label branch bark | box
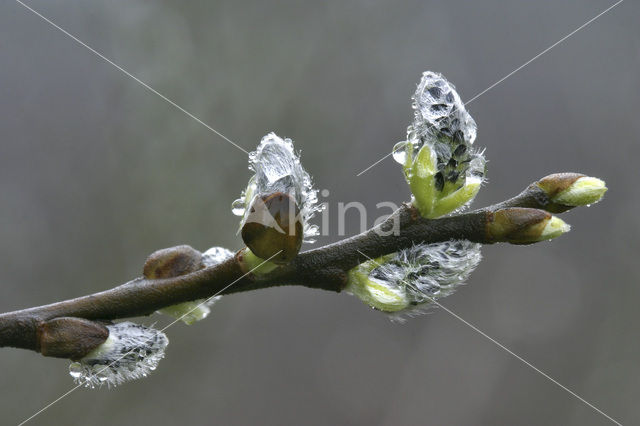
[0,173,585,356]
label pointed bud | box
[539,216,571,240]
[536,173,607,212]
[69,322,168,388]
[430,175,482,218]
[548,175,606,207]
[37,317,109,360]
[406,143,437,216]
[486,208,570,244]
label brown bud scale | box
[486,207,551,244]
[241,192,303,264]
[36,317,109,360]
[143,245,204,279]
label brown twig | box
[0,173,586,357]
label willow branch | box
[0,173,590,356]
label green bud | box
[237,247,280,276]
[429,175,482,218]
[551,176,607,206]
[346,255,410,312]
[407,143,437,217]
[539,216,571,241]
[486,208,570,244]
[535,173,607,212]
[399,142,484,219]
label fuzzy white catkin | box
[371,241,481,322]
[411,71,477,145]
[231,133,322,242]
[69,322,169,388]
[393,72,486,201]
[201,246,234,268]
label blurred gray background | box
[1,0,638,425]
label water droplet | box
[392,141,409,165]
[231,199,245,216]
[69,363,83,378]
